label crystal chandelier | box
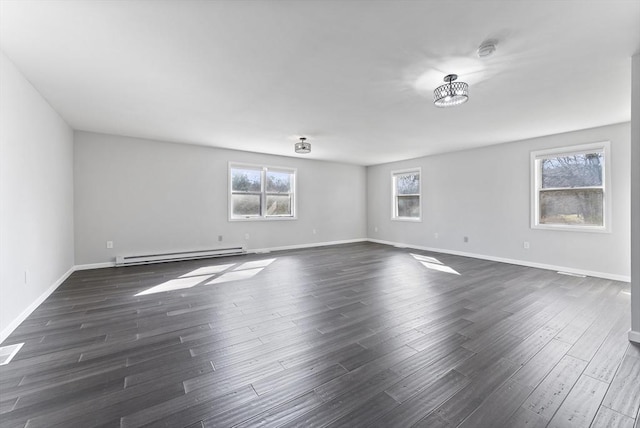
[295,137,311,154]
[433,74,469,107]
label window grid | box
[392,169,421,221]
[531,142,610,232]
[229,164,296,221]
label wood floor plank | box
[506,325,560,365]
[0,397,18,415]
[231,391,324,428]
[389,333,470,380]
[385,345,474,403]
[521,354,588,420]
[23,380,186,428]
[338,329,424,371]
[251,363,347,396]
[419,358,519,427]
[591,406,636,428]
[200,361,352,427]
[457,379,534,428]
[509,339,571,389]
[374,370,470,427]
[0,242,635,428]
[627,342,640,359]
[602,354,640,418]
[182,360,283,394]
[503,407,548,428]
[314,344,418,403]
[410,319,473,352]
[121,384,256,428]
[566,298,627,362]
[547,374,609,428]
[584,310,632,382]
[278,368,403,427]
[323,392,399,428]
[456,333,523,377]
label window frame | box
[391,167,422,222]
[530,141,611,233]
[229,162,297,221]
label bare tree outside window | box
[266,171,293,216]
[231,168,262,216]
[539,153,603,225]
[532,143,609,231]
[230,165,296,220]
[393,170,421,220]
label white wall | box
[0,52,75,341]
[367,123,631,280]
[74,131,367,265]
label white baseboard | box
[0,266,74,344]
[0,240,367,343]
[1,238,630,345]
[76,240,368,267]
[74,262,115,270]
[250,238,368,254]
[367,239,631,282]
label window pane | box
[232,194,261,216]
[397,195,420,218]
[396,173,420,195]
[539,189,603,226]
[541,153,603,188]
[266,195,291,216]
[231,168,262,192]
[266,171,292,193]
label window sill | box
[229,216,297,222]
[391,217,422,223]
[531,223,610,233]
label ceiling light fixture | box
[433,74,469,108]
[295,137,311,154]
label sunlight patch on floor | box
[410,253,460,275]
[0,343,24,365]
[233,259,276,270]
[135,259,277,295]
[179,264,235,278]
[135,276,207,296]
[206,267,265,284]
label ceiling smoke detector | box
[477,39,497,58]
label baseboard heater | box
[115,247,246,266]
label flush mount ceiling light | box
[433,74,469,108]
[294,137,311,154]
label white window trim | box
[228,162,298,222]
[530,141,611,233]
[391,167,422,222]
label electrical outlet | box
[24,270,28,284]
[463,236,469,243]
[245,233,250,240]
[218,235,223,242]
[374,226,378,232]
[434,232,439,239]
[106,241,113,249]
[312,229,317,235]
[523,241,530,249]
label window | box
[229,163,296,220]
[531,142,610,232]
[392,168,421,221]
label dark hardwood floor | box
[1,242,638,427]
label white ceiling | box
[1,0,639,166]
